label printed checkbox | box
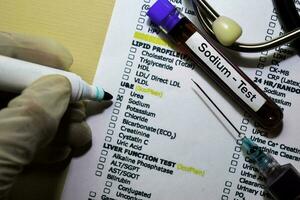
[232,153,240,159]
[271,14,277,21]
[236,139,243,145]
[221,195,228,200]
[130,47,137,53]
[97,163,104,170]
[103,188,110,194]
[111,115,118,122]
[115,102,121,108]
[225,181,232,187]
[138,17,145,24]
[89,191,96,198]
[105,181,113,187]
[255,70,263,76]
[269,21,276,28]
[238,132,245,139]
[122,74,129,80]
[95,170,102,177]
[231,160,238,167]
[136,24,143,30]
[240,125,247,132]
[124,67,131,74]
[265,35,272,41]
[128,54,135,60]
[116,94,124,102]
[107,129,114,135]
[257,63,265,69]
[108,122,116,128]
[223,188,230,194]
[113,109,120,115]
[242,118,249,125]
[126,60,133,67]
[118,88,125,94]
[101,149,108,156]
[140,10,147,17]
[234,146,241,152]
[267,28,274,35]
[259,55,267,62]
[105,136,112,142]
[99,156,106,163]
[229,167,236,173]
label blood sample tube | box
[147,0,283,129]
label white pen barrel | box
[0,55,103,101]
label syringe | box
[241,137,300,200]
[192,80,300,200]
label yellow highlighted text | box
[135,85,163,98]
[134,32,169,47]
[176,163,206,177]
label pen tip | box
[103,91,113,100]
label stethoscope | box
[192,0,300,52]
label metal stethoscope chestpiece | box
[192,0,300,52]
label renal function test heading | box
[0,55,112,102]
[147,0,283,129]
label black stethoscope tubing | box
[192,0,300,52]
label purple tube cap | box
[147,0,176,26]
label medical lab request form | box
[62,0,300,199]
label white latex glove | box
[0,32,110,199]
[0,31,73,68]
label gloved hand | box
[0,31,73,68]
[0,32,110,199]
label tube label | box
[185,32,266,112]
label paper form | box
[62,0,300,199]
